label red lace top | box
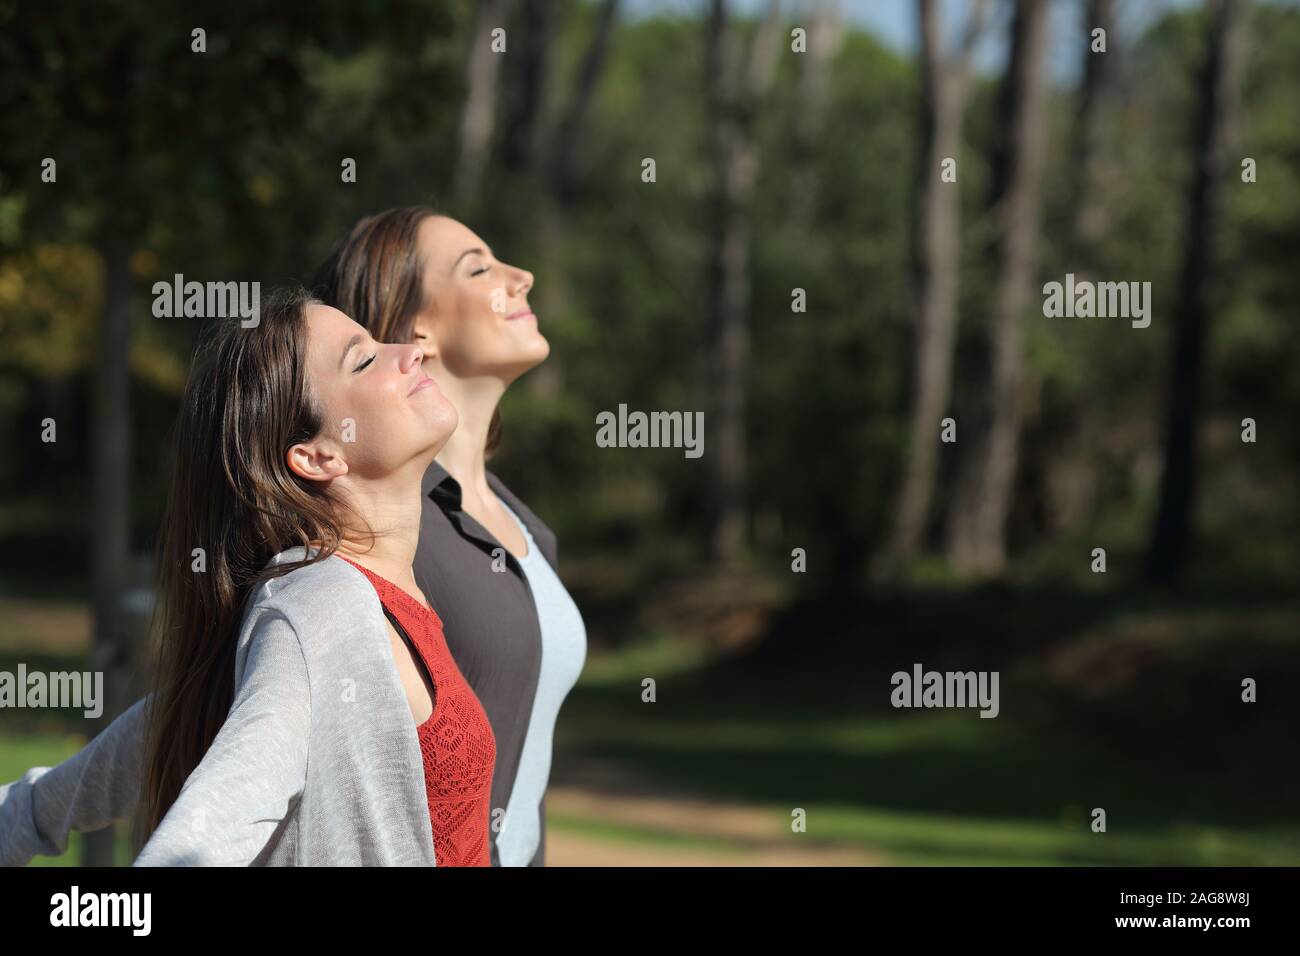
[340,557,496,866]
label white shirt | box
[494,496,588,866]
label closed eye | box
[471,264,491,277]
[354,353,376,373]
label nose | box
[399,344,422,374]
[511,266,533,299]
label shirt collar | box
[422,459,516,512]
[422,459,461,508]
[422,459,556,568]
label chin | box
[501,343,549,379]
[439,404,460,434]
[524,333,551,364]
[429,426,456,453]
[424,402,459,440]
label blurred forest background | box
[0,0,1297,865]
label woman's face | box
[413,215,549,381]
[295,303,458,481]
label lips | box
[408,375,437,396]
[505,308,535,320]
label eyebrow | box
[339,333,363,370]
[450,246,493,275]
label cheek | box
[313,387,348,440]
[438,315,489,368]
[346,391,407,463]
[339,380,398,442]
[476,283,506,318]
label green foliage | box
[0,1,1296,593]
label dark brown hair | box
[133,287,358,845]
[313,206,503,458]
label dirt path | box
[0,598,90,652]
[542,756,884,866]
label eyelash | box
[354,353,376,373]
[471,264,490,276]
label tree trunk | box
[706,0,783,562]
[498,0,556,176]
[788,0,845,228]
[454,0,515,205]
[877,0,988,580]
[546,0,621,206]
[877,0,974,578]
[1147,0,1249,584]
[84,228,132,866]
[1069,0,1114,268]
[945,0,1050,577]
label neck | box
[333,458,428,586]
[433,371,504,503]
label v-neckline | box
[338,554,443,731]
[491,494,532,561]
[337,554,442,627]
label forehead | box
[420,215,486,266]
[304,303,365,356]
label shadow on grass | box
[555,583,1300,851]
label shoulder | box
[243,547,385,636]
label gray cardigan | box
[2,548,444,866]
[2,463,565,867]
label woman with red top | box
[285,288,500,866]
[337,557,495,866]
[127,286,495,864]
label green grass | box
[549,814,749,853]
[3,590,1296,867]
[550,717,1300,864]
[548,803,1299,866]
[0,732,136,866]
[798,805,1299,866]
[550,620,1300,866]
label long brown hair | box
[312,205,503,458]
[133,287,358,846]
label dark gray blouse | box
[413,460,555,867]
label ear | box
[286,438,349,484]
[411,310,439,361]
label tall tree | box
[787,0,847,229]
[945,0,1050,577]
[545,0,621,207]
[1148,0,1250,584]
[526,0,624,410]
[1069,0,1116,269]
[876,0,989,580]
[454,0,517,205]
[705,0,786,561]
[498,0,557,176]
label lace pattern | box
[341,557,496,867]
